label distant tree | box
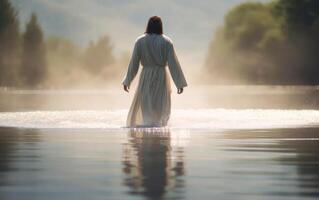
[275,0,319,84]
[206,2,284,84]
[0,0,20,86]
[46,36,81,72]
[21,13,47,87]
[205,0,319,85]
[224,2,283,51]
[276,0,319,33]
[82,35,115,75]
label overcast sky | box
[11,0,269,70]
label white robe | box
[122,34,187,127]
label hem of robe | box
[126,66,171,128]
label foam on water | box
[0,109,319,130]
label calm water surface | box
[1,86,319,199]
[0,127,319,200]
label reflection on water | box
[220,128,319,198]
[279,134,319,196]
[122,129,185,199]
[0,127,319,199]
[0,128,42,200]
[2,86,319,199]
[0,128,41,175]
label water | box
[1,86,319,199]
[0,128,319,200]
[1,109,319,129]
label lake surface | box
[0,86,319,199]
[0,127,319,200]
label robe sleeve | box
[167,42,188,89]
[122,40,141,87]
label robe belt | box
[142,64,166,68]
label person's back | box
[136,34,173,68]
[122,16,187,127]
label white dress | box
[122,33,187,127]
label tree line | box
[0,0,122,89]
[205,0,319,85]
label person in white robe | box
[122,16,187,127]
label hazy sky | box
[11,0,269,70]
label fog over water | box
[1,85,319,130]
[10,0,270,79]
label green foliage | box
[206,0,319,85]
[0,1,119,89]
[224,2,279,50]
[0,0,20,86]
[276,0,319,32]
[21,14,47,87]
[43,34,122,88]
[46,36,81,72]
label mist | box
[4,0,271,89]
[1,0,319,110]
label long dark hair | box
[145,16,163,35]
